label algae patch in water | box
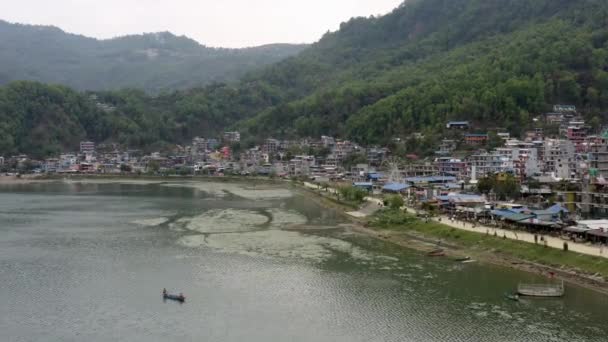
[180,209,270,233]
[179,229,376,263]
[161,181,293,200]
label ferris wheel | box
[382,157,404,184]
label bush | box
[386,195,404,210]
[372,209,416,228]
[337,186,368,203]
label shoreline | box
[294,181,608,296]
[4,174,608,295]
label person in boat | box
[179,292,185,300]
[163,288,167,296]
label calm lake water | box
[1,180,607,342]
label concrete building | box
[192,137,208,154]
[435,157,467,179]
[223,131,241,143]
[80,141,95,154]
[263,139,280,154]
[565,120,588,152]
[465,134,488,146]
[332,140,357,162]
[367,147,388,166]
[588,138,608,178]
[495,146,540,178]
[288,155,316,177]
[321,136,336,148]
[435,139,457,156]
[544,139,576,179]
[468,152,514,179]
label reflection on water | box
[0,180,607,342]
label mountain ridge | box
[0,19,308,92]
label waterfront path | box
[404,207,608,260]
[303,181,608,259]
[302,182,381,218]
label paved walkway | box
[303,181,608,259]
[405,207,608,259]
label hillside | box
[0,20,307,92]
[235,0,608,144]
[3,0,608,157]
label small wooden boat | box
[163,293,186,302]
[427,249,446,257]
[517,281,564,298]
[454,256,471,262]
[504,292,520,301]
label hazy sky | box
[3,0,403,48]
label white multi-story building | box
[543,139,576,179]
[468,152,514,179]
[289,155,316,177]
[80,141,95,154]
[588,138,608,178]
[321,136,336,148]
[223,131,241,143]
[332,140,357,162]
[495,146,540,177]
[263,139,280,154]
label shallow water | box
[1,180,607,341]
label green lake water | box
[1,180,607,341]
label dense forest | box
[0,20,306,92]
[3,0,608,157]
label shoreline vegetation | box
[4,174,608,295]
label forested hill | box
[0,20,307,92]
[3,0,608,157]
[235,0,608,144]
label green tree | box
[477,177,495,194]
[147,160,160,173]
[387,195,405,210]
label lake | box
[1,180,607,341]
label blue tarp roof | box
[547,204,569,214]
[436,194,485,203]
[383,183,410,192]
[509,207,530,214]
[353,182,373,187]
[405,176,457,184]
[368,173,383,180]
[491,209,535,222]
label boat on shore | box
[454,256,471,262]
[427,249,446,257]
[517,281,564,298]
